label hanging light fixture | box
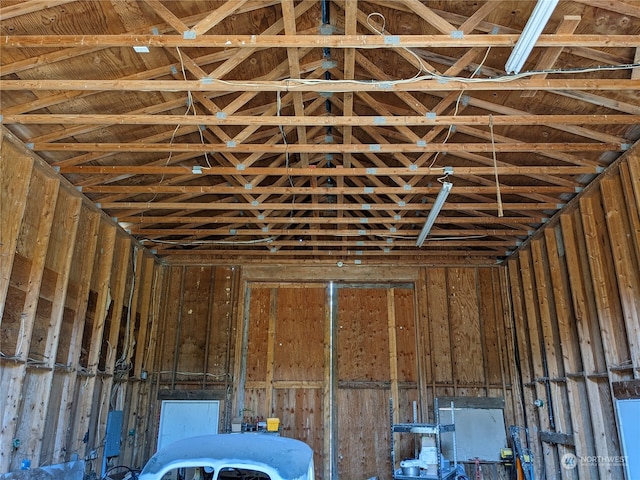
[505,0,559,74]
[416,181,453,247]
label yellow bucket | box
[267,417,280,432]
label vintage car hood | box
[138,434,314,480]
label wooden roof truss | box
[1,0,639,264]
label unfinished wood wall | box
[0,132,160,474]
[506,145,640,480]
[8,132,637,480]
[229,266,517,480]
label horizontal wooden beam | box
[2,78,638,92]
[98,201,561,211]
[148,239,517,248]
[3,34,638,48]
[130,227,529,237]
[5,114,639,127]
[82,184,577,195]
[612,379,640,399]
[115,215,547,225]
[539,430,575,446]
[63,165,602,176]
[39,142,622,155]
[157,389,226,400]
[151,247,508,257]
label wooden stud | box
[15,188,82,466]
[69,220,117,460]
[323,281,336,480]
[93,234,133,469]
[600,175,640,376]
[512,250,549,477]
[0,167,59,472]
[580,195,630,374]
[416,268,432,422]
[388,288,400,424]
[52,207,100,463]
[0,138,33,318]
[543,226,597,478]
[561,208,622,479]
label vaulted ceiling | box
[1,0,639,265]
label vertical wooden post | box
[544,226,596,478]
[531,237,568,476]
[600,175,640,377]
[69,220,117,460]
[94,235,132,471]
[560,210,613,479]
[507,257,543,477]
[0,169,59,472]
[0,140,33,318]
[15,190,82,466]
[265,288,278,416]
[53,209,101,463]
[388,288,400,424]
[127,254,156,466]
[416,267,432,422]
[323,281,336,480]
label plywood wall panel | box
[273,387,324,472]
[394,288,417,383]
[207,266,236,378]
[243,387,268,419]
[425,268,453,385]
[337,288,390,382]
[157,266,183,380]
[448,268,484,385]
[274,287,325,382]
[478,268,502,387]
[336,387,391,480]
[175,266,213,375]
[246,287,271,383]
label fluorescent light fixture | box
[505,0,558,74]
[133,46,150,53]
[416,181,453,247]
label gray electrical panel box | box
[105,410,123,457]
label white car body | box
[138,434,315,480]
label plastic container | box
[267,417,280,432]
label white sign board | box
[157,400,220,451]
[438,406,507,462]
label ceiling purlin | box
[549,90,640,115]
[122,212,546,228]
